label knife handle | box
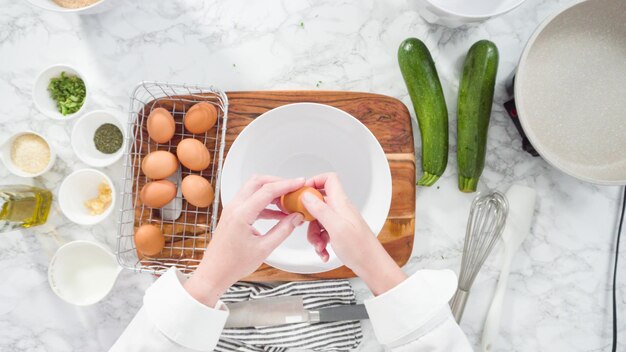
[313,304,369,322]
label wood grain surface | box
[132,90,416,281]
[225,91,416,281]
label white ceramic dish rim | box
[422,0,528,19]
[33,64,89,121]
[0,130,56,178]
[58,168,116,225]
[71,110,126,167]
[25,0,106,13]
[220,102,393,274]
[48,240,121,306]
[515,0,626,185]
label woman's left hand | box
[184,175,305,306]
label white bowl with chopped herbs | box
[72,110,126,168]
[33,64,89,120]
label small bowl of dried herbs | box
[72,110,126,167]
[33,64,88,120]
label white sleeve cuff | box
[143,267,229,351]
[364,269,458,345]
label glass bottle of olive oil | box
[0,186,52,232]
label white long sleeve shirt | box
[110,268,472,351]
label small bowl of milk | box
[48,240,122,306]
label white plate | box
[221,103,392,274]
[516,0,626,185]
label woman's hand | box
[184,175,305,306]
[302,173,407,296]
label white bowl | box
[48,240,121,306]
[24,0,118,14]
[0,131,56,178]
[58,169,115,225]
[72,110,126,167]
[221,103,392,274]
[33,64,89,121]
[415,0,528,27]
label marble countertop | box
[0,0,624,351]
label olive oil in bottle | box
[0,185,52,232]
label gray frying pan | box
[515,0,626,185]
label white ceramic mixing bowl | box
[415,0,528,27]
[221,103,392,274]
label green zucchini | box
[457,40,499,192]
[398,38,448,187]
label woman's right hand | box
[301,173,407,296]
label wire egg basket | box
[116,81,228,275]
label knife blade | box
[225,296,369,328]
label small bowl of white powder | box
[24,0,119,14]
[1,131,56,177]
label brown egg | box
[147,108,176,144]
[134,224,165,256]
[181,175,214,208]
[141,151,178,179]
[184,102,217,134]
[140,180,177,208]
[176,138,211,171]
[280,186,325,221]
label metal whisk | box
[450,191,508,322]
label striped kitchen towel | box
[216,280,363,352]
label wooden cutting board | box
[225,91,416,281]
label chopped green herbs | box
[94,123,123,154]
[48,72,86,116]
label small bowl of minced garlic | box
[1,131,56,177]
[58,169,115,225]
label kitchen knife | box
[225,296,369,328]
